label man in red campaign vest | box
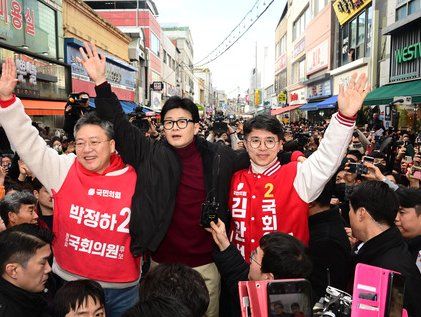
[230,73,371,262]
[0,58,140,317]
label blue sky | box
[154,0,287,97]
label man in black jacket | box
[207,219,312,317]
[0,223,52,317]
[395,187,421,273]
[77,42,249,317]
[349,181,421,317]
[308,178,352,302]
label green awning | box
[364,79,421,105]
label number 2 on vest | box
[264,183,274,198]
[117,207,131,233]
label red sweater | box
[152,141,213,267]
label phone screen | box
[267,281,311,317]
[385,273,405,317]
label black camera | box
[129,107,150,133]
[348,162,368,175]
[313,286,351,317]
[200,200,219,228]
[67,92,89,108]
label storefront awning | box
[299,102,320,111]
[89,99,155,115]
[364,80,421,105]
[21,99,66,116]
[317,95,337,109]
[271,104,301,115]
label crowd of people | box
[0,42,419,317]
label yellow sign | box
[278,91,287,103]
[333,0,372,26]
[254,89,262,106]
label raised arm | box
[76,42,152,167]
[294,73,371,202]
[0,58,73,193]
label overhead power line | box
[194,0,275,68]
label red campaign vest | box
[52,161,140,283]
[229,161,309,263]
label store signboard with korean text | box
[390,26,421,82]
[0,0,57,58]
[333,0,372,26]
[66,45,136,91]
[0,47,70,100]
[307,40,329,75]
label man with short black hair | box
[349,181,421,316]
[53,279,106,317]
[0,223,53,316]
[395,187,421,273]
[208,219,312,316]
[138,263,209,317]
[0,190,38,228]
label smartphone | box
[404,156,413,163]
[410,166,421,180]
[267,279,312,317]
[362,156,375,164]
[385,272,405,317]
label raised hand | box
[76,42,106,86]
[338,72,371,117]
[0,58,18,101]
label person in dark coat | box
[395,187,421,273]
[0,224,53,317]
[308,178,352,302]
[349,181,421,317]
[207,219,312,317]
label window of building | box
[396,0,421,21]
[163,50,167,64]
[275,34,286,58]
[313,0,328,16]
[293,6,309,41]
[339,6,373,66]
[292,59,306,83]
[150,32,160,57]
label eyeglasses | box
[75,139,109,149]
[250,249,261,266]
[162,119,194,130]
[246,137,278,149]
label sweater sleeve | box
[293,112,354,203]
[94,82,153,167]
[0,98,74,193]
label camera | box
[67,92,89,108]
[313,286,351,317]
[128,107,150,134]
[200,199,219,228]
[348,162,368,175]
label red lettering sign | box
[290,93,298,102]
[25,8,35,36]
[11,0,22,30]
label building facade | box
[162,25,195,100]
[0,0,71,126]
[63,0,136,104]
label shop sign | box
[0,48,70,100]
[66,45,136,90]
[278,91,287,103]
[307,80,331,99]
[395,41,421,64]
[275,53,287,73]
[1,0,36,36]
[333,0,372,26]
[307,40,329,74]
[293,38,305,59]
[288,87,306,106]
[151,81,164,91]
